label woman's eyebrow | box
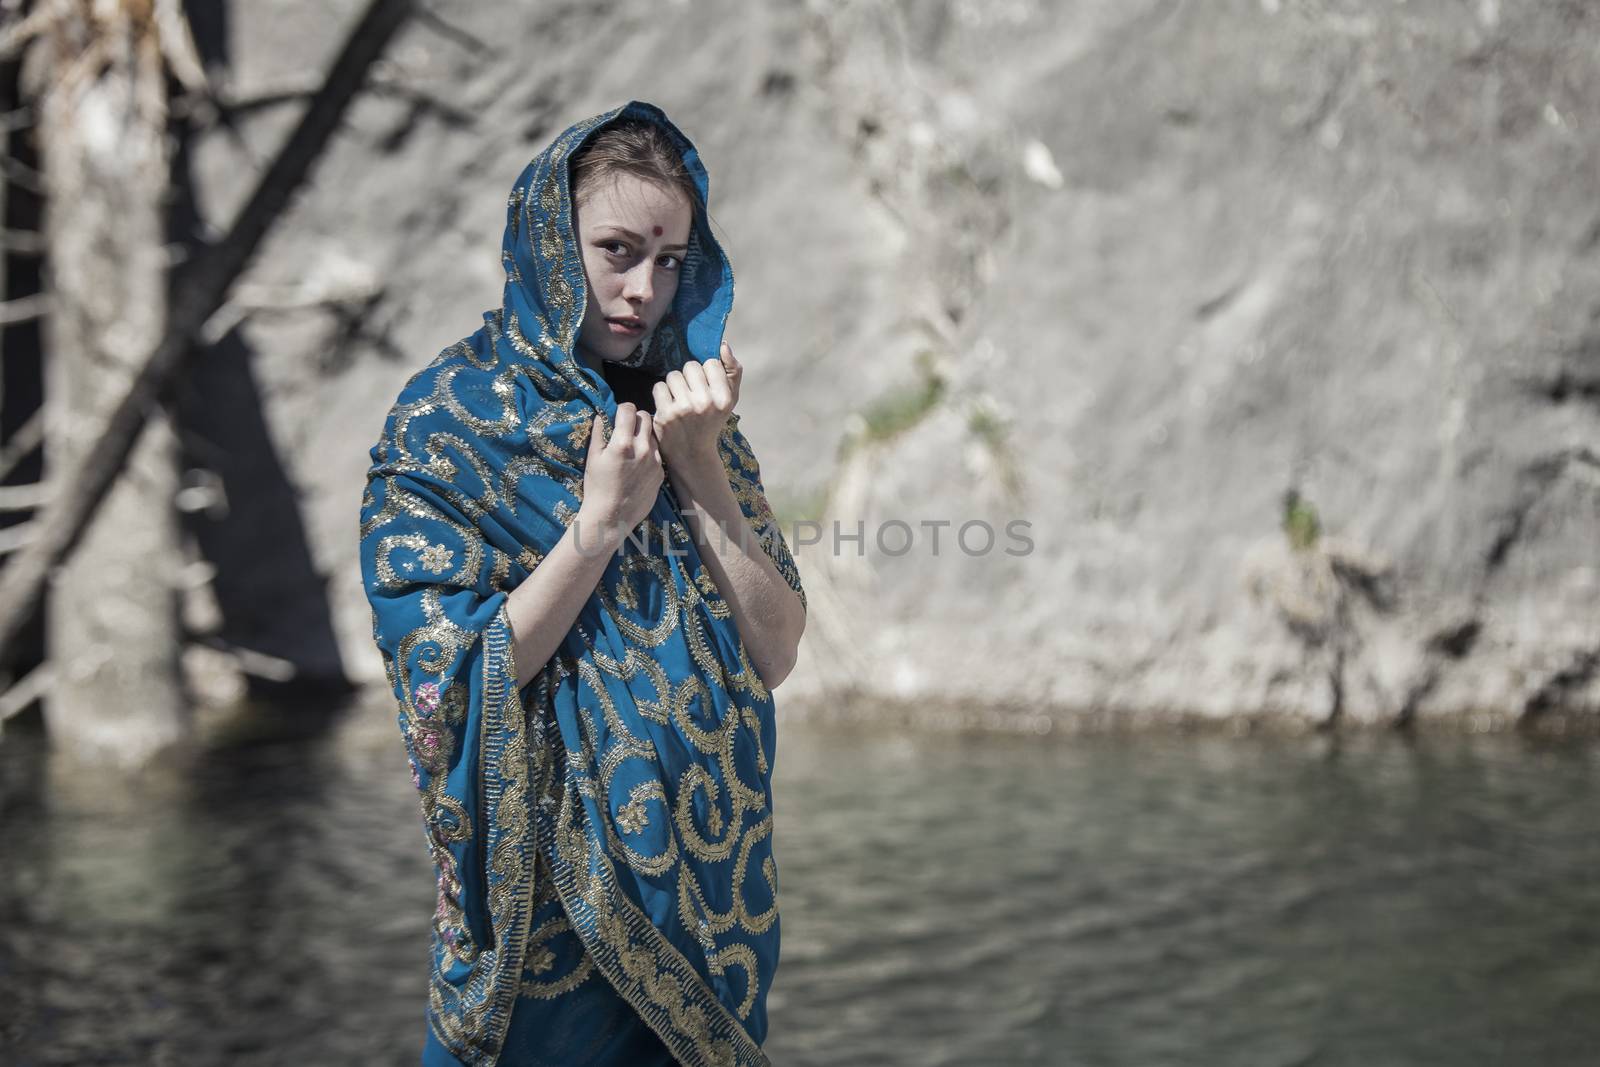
[596,224,688,252]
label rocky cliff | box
[194,0,1600,728]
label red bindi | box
[652,225,663,236]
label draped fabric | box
[357,101,806,1067]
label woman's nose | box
[622,262,654,304]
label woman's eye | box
[602,241,629,256]
[657,254,682,271]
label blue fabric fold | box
[358,101,805,1066]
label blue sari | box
[357,101,806,1066]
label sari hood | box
[358,101,804,1066]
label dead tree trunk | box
[36,6,186,765]
[0,0,413,754]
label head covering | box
[358,101,804,1067]
[497,100,735,403]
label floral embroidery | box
[436,874,468,954]
[616,798,650,835]
[438,683,467,724]
[415,680,441,717]
[436,863,463,901]
[435,882,451,922]
[420,786,477,971]
[526,945,557,975]
[420,542,454,574]
[409,719,455,774]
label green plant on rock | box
[1282,488,1321,552]
[966,397,1023,500]
[769,483,832,529]
[838,350,947,460]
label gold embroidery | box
[517,883,598,1001]
[616,797,650,835]
[693,565,721,601]
[717,413,807,614]
[569,412,593,450]
[542,778,766,1067]
[420,543,454,574]
[706,943,761,1021]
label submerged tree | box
[0,0,412,765]
[11,1,205,764]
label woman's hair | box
[569,119,700,214]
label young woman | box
[358,102,806,1066]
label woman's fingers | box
[633,408,656,455]
[603,402,660,467]
[663,370,686,404]
[701,358,733,411]
[716,342,740,408]
[648,345,742,453]
[651,381,674,417]
[612,402,636,444]
[680,361,713,413]
[658,355,735,412]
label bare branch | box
[0,661,53,722]
[0,409,43,482]
[0,152,44,194]
[0,4,59,62]
[0,519,36,556]
[0,107,35,133]
[152,0,209,96]
[0,482,50,511]
[0,292,49,325]
[0,227,43,254]
[210,81,321,121]
[192,634,297,682]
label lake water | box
[2,702,1597,1065]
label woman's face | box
[572,172,693,366]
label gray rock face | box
[206,0,1598,727]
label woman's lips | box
[607,319,644,336]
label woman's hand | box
[651,341,742,468]
[577,402,663,541]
